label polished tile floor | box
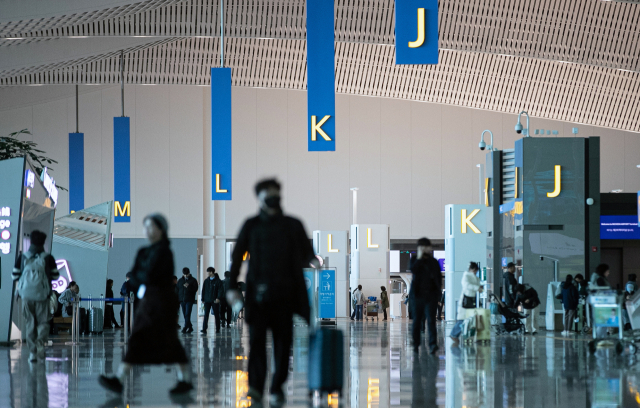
[2,315,640,407]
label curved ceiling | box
[0,0,638,132]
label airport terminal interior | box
[1,0,640,407]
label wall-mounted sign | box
[395,0,439,65]
[41,167,59,206]
[367,228,379,248]
[52,259,73,294]
[114,201,131,218]
[306,0,336,151]
[461,209,481,233]
[0,206,11,254]
[547,165,561,197]
[319,269,336,318]
[24,169,35,189]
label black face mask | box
[264,196,281,209]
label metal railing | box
[64,293,135,345]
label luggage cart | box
[587,290,635,355]
[364,299,380,321]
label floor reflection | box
[2,319,640,407]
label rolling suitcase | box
[89,307,104,335]
[308,328,344,396]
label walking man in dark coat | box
[503,262,518,308]
[177,267,198,334]
[226,179,318,407]
[201,267,222,334]
[410,237,442,355]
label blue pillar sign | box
[395,0,439,65]
[306,0,336,152]
[211,67,232,200]
[113,117,131,222]
[68,132,84,213]
[318,269,336,319]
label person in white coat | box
[450,262,482,341]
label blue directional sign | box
[395,0,439,65]
[318,269,336,318]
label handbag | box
[462,295,476,309]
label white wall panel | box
[134,85,171,231]
[380,98,412,238]
[349,96,381,225]
[318,94,350,231]
[0,106,33,140]
[0,85,636,241]
[169,86,204,237]
[599,128,626,193]
[411,102,442,238]
[441,105,473,210]
[226,87,257,237]
[255,89,288,185]
[286,90,319,233]
[32,98,69,215]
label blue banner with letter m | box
[306,0,336,152]
[114,117,131,222]
[395,0,439,65]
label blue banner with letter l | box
[114,117,130,222]
[211,67,232,200]
[318,269,336,318]
[395,0,439,65]
[306,0,336,152]
[68,132,84,213]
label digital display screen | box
[600,215,640,240]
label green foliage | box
[0,129,67,191]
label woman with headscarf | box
[99,214,193,395]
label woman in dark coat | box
[104,279,121,329]
[99,214,192,395]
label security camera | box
[515,122,523,134]
[479,141,486,150]
[540,256,544,261]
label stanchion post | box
[129,292,135,332]
[124,296,129,341]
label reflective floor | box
[2,316,640,407]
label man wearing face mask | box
[227,179,318,407]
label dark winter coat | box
[514,285,540,310]
[229,211,315,323]
[503,272,518,307]
[201,277,222,303]
[409,255,442,302]
[177,275,198,303]
[123,238,188,365]
[562,283,579,311]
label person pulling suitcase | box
[226,179,320,407]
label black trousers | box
[248,309,293,396]
[219,300,231,326]
[202,302,221,331]
[104,305,119,328]
[412,299,438,350]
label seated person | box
[59,281,81,317]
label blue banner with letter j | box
[306,0,336,152]
[395,0,439,65]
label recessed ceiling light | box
[611,189,623,193]
[636,164,640,168]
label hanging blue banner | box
[211,67,232,200]
[68,132,84,213]
[395,0,439,65]
[113,117,131,222]
[306,0,335,152]
[318,269,336,318]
